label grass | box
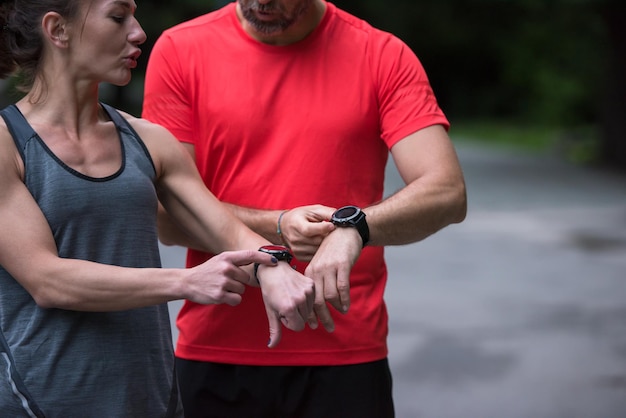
[450,120,602,164]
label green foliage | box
[451,119,565,152]
[333,0,620,166]
[491,2,608,125]
[2,0,620,166]
[452,119,602,164]
[336,0,610,126]
[1,0,613,128]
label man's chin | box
[244,13,290,35]
[251,23,287,37]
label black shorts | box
[175,357,395,418]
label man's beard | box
[240,0,311,35]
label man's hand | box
[303,227,362,332]
[279,205,336,261]
[256,262,315,348]
[183,250,278,306]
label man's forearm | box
[157,203,212,251]
[365,178,467,246]
[223,203,284,244]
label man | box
[143,0,467,416]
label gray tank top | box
[0,104,182,417]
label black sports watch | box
[254,245,294,282]
[330,205,369,247]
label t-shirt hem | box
[175,344,388,366]
[386,116,450,149]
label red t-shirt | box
[143,2,449,366]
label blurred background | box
[3,0,623,168]
[2,1,625,417]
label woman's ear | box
[41,12,69,47]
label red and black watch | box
[254,245,294,282]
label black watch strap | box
[354,216,370,247]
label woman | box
[0,0,315,416]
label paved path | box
[161,141,626,418]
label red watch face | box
[258,245,293,262]
[259,245,290,252]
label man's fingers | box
[314,299,335,333]
[292,244,320,263]
[305,221,336,237]
[323,272,343,313]
[306,283,315,316]
[336,268,351,313]
[305,205,336,221]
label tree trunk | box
[600,1,626,170]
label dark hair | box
[0,0,81,92]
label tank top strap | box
[100,102,156,174]
[101,102,142,140]
[100,102,127,129]
[0,105,37,161]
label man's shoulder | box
[162,3,234,37]
[329,4,396,44]
[330,4,380,35]
[328,4,404,53]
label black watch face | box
[334,206,359,220]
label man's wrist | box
[276,210,289,247]
[330,205,369,247]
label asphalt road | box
[160,141,626,418]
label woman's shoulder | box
[116,109,187,172]
[0,110,16,150]
[0,113,23,180]
[111,108,173,140]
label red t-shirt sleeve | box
[373,34,450,149]
[142,33,195,145]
